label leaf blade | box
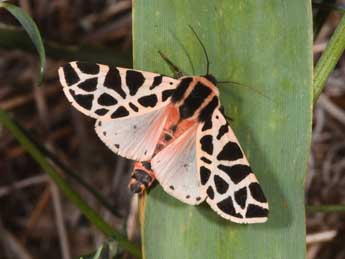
[134,1,313,259]
[0,3,46,85]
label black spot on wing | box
[217,123,229,140]
[171,77,192,103]
[76,62,100,74]
[95,108,109,116]
[62,64,79,86]
[200,166,211,185]
[179,82,212,119]
[235,187,247,209]
[214,175,229,194]
[104,67,126,99]
[200,135,213,155]
[98,93,117,106]
[70,90,93,110]
[199,96,219,122]
[162,89,175,102]
[202,119,212,131]
[249,182,267,203]
[138,94,158,107]
[114,144,120,149]
[217,197,242,218]
[126,70,145,96]
[129,102,139,112]
[111,106,129,118]
[217,164,251,184]
[200,156,212,164]
[217,141,243,161]
[150,75,163,89]
[245,204,268,218]
[77,78,98,92]
[207,186,214,199]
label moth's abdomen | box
[171,76,220,122]
[129,161,155,193]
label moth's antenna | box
[217,80,272,102]
[188,25,210,75]
[167,29,195,75]
[158,51,184,78]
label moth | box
[58,28,269,224]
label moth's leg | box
[128,161,155,193]
[158,51,184,79]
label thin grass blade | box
[0,2,45,85]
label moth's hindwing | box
[151,125,206,205]
[196,108,269,224]
[58,61,178,120]
[95,106,170,161]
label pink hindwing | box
[151,124,206,205]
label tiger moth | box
[57,29,269,224]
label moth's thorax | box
[171,76,220,122]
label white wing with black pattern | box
[196,108,269,224]
[58,61,178,120]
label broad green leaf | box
[0,2,46,85]
[133,1,312,259]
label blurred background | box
[0,0,344,258]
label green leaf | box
[0,2,46,85]
[134,1,312,259]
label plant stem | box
[0,23,131,66]
[0,109,141,259]
[307,205,345,213]
[15,123,122,218]
[314,13,345,102]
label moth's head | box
[203,74,217,85]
